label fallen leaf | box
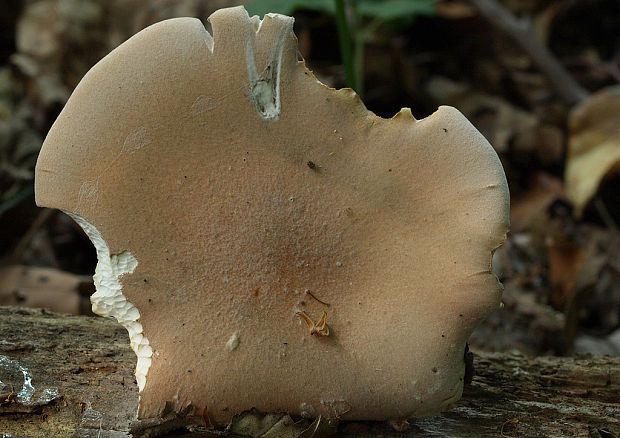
[15,1,63,59]
[435,1,476,19]
[547,241,585,312]
[510,173,564,233]
[565,85,620,216]
[0,265,90,314]
[511,124,564,166]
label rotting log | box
[0,306,618,438]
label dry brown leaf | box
[15,1,63,60]
[511,124,564,166]
[0,265,89,314]
[510,173,564,233]
[435,1,476,19]
[547,242,586,312]
[565,85,620,216]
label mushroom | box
[34,6,509,425]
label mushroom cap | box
[35,7,509,425]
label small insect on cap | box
[35,6,509,426]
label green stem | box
[334,0,357,92]
[353,27,365,98]
[353,18,381,99]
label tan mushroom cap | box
[35,6,509,425]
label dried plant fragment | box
[296,311,330,337]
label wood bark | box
[0,306,618,438]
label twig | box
[594,197,618,233]
[305,290,331,306]
[594,196,620,256]
[469,0,590,104]
[500,418,519,437]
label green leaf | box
[244,0,335,18]
[355,0,437,21]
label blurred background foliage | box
[0,0,619,357]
